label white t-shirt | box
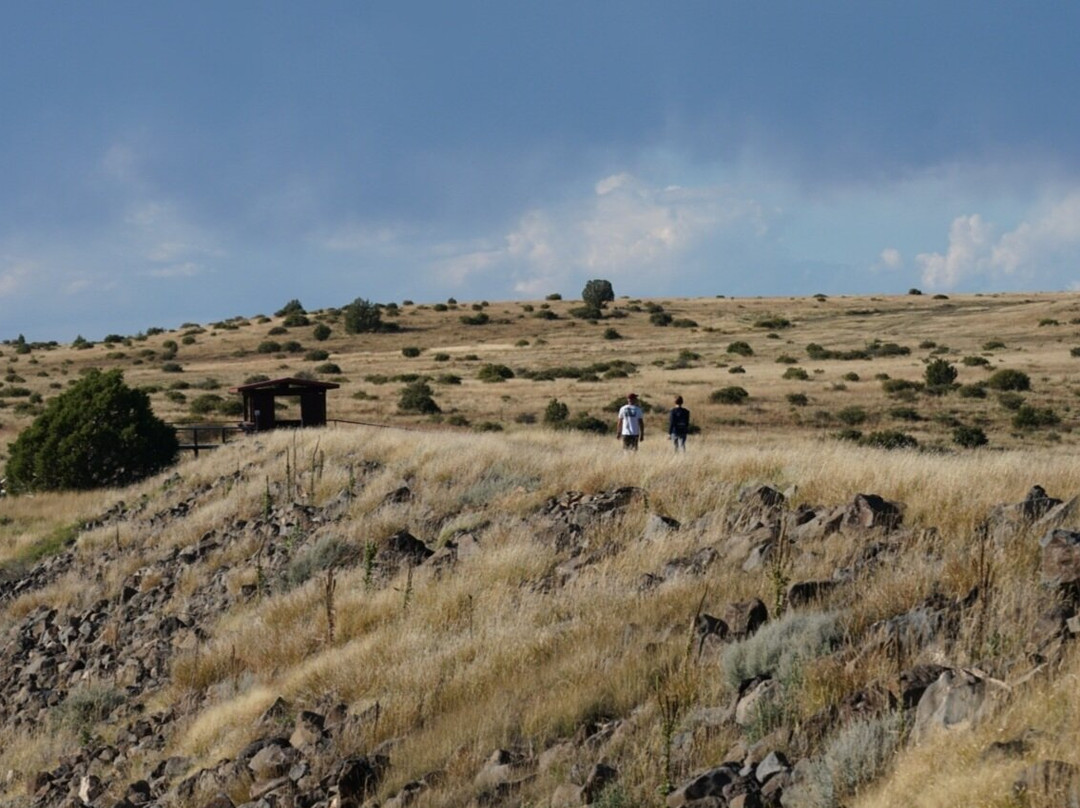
[618,403,643,436]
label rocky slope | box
[2,432,1079,808]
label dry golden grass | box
[4,292,1080,806]
[5,291,1080,465]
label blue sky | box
[3,2,1080,341]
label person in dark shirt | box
[668,396,690,451]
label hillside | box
[3,291,1080,459]
[2,293,1080,808]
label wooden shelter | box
[229,377,340,431]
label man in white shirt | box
[617,393,645,450]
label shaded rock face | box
[1041,529,1080,588]
[911,668,998,745]
[844,493,903,531]
[535,487,646,553]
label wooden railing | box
[170,423,247,456]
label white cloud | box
[316,223,405,253]
[918,192,1080,289]
[310,172,770,296]
[877,247,902,270]
[917,214,997,288]
[991,192,1080,273]
[147,262,202,279]
[0,262,30,297]
[508,173,767,291]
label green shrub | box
[754,316,792,329]
[282,312,309,327]
[953,425,988,448]
[649,311,673,326]
[881,378,923,395]
[958,384,987,399]
[53,684,126,737]
[275,299,305,317]
[672,318,698,328]
[710,386,749,405]
[923,358,957,388]
[776,354,798,364]
[842,372,860,382]
[787,393,809,406]
[566,412,609,434]
[1071,346,1080,358]
[344,297,398,333]
[889,407,922,421]
[315,363,342,375]
[790,712,904,808]
[477,364,514,383]
[399,381,440,414]
[545,292,562,301]
[860,430,918,449]
[603,328,622,340]
[1012,405,1060,429]
[962,355,990,367]
[783,367,810,381]
[286,535,353,588]
[161,362,183,373]
[313,323,332,341]
[543,398,569,425]
[433,352,451,362]
[986,368,1030,391]
[727,341,754,356]
[836,406,867,426]
[305,349,330,361]
[257,341,282,354]
[722,612,841,689]
[460,312,490,326]
[997,392,1025,410]
[5,369,178,492]
[402,346,422,358]
[189,394,224,415]
[982,340,1006,350]
[474,421,504,432]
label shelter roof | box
[228,377,341,394]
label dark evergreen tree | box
[581,279,615,310]
[5,369,178,492]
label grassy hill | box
[2,292,1080,807]
[3,290,1080,454]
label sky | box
[3,2,1080,342]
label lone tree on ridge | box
[5,369,178,493]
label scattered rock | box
[911,668,1001,744]
[844,493,903,531]
[1013,759,1080,807]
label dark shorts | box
[622,435,640,450]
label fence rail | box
[170,423,246,456]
